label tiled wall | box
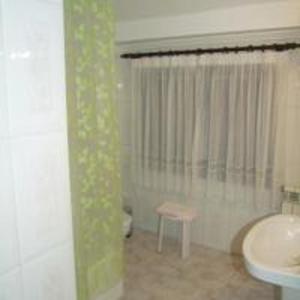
[0,0,76,299]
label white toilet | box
[123,210,132,238]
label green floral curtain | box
[64,1,123,299]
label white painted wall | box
[0,0,76,299]
[116,1,300,42]
[113,0,287,21]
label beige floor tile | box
[122,230,275,300]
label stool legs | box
[157,215,164,253]
[157,216,192,259]
[182,221,191,259]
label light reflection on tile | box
[3,0,66,136]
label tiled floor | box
[122,230,277,300]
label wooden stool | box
[156,202,197,259]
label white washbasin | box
[243,214,300,291]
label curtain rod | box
[120,43,300,59]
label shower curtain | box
[127,50,300,251]
[64,1,123,299]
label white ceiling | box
[112,0,287,21]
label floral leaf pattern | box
[64,1,123,299]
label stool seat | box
[156,202,197,221]
[156,202,198,259]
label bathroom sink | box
[243,214,300,291]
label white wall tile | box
[37,0,62,4]
[0,268,23,300]
[118,59,132,104]
[12,133,72,261]
[22,243,76,300]
[0,0,76,298]
[0,140,20,275]
[2,0,67,136]
[0,4,9,138]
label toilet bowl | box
[123,211,132,238]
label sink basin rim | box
[243,214,300,290]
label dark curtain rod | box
[121,43,300,59]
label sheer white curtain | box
[130,50,300,212]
